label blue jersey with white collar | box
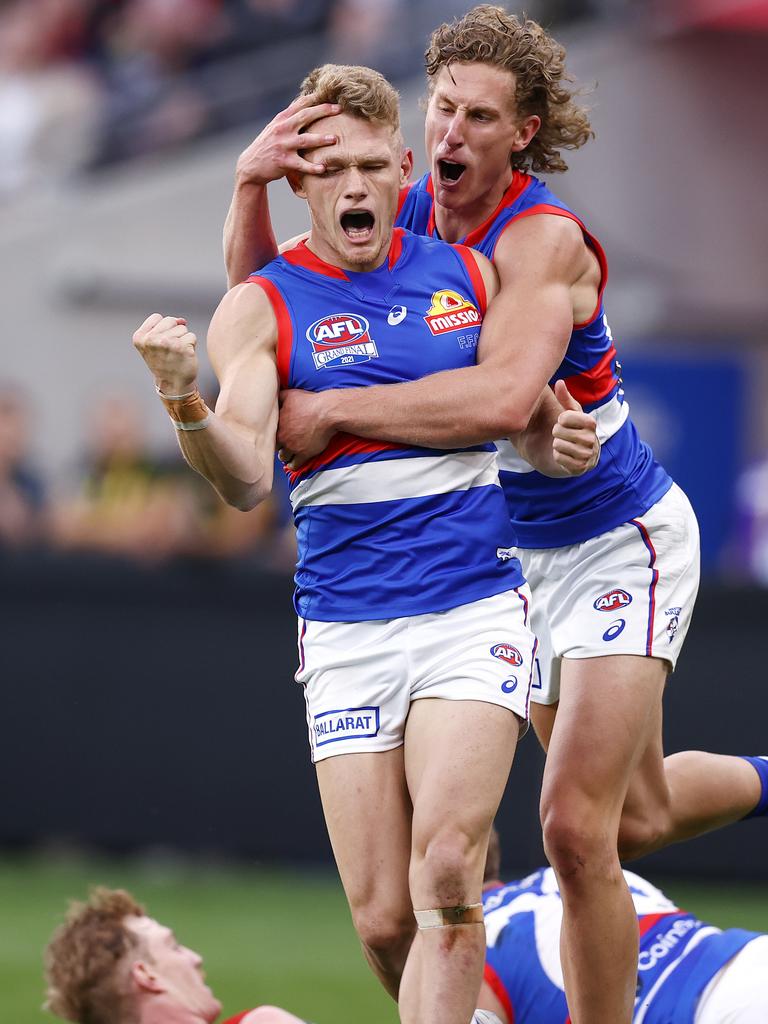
[397,173,672,549]
[250,228,524,621]
[482,867,759,1024]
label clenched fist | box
[132,314,198,396]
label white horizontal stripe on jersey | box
[290,450,501,510]
[495,394,631,475]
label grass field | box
[2,854,768,1024]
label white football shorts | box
[522,483,700,706]
[295,587,537,763]
[695,935,768,1023]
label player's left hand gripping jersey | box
[398,173,672,549]
[250,228,523,622]
[482,867,759,1024]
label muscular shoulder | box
[493,212,591,286]
[208,281,277,371]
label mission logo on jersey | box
[307,313,379,370]
[424,290,481,336]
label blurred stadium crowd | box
[0,0,611,198]
[0,381,296,566]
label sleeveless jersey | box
[397,173,672,548]
[250,228,524,622]
[482,867,759,1024]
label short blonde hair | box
[425,5,593,173]
[300,64,401,133]
[44,888,146,1024]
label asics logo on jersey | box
[387,305,407,325]
[424,289,481,336]
[306,313,379,370]
[496,547,516,561]
[490,644,523,666]
[593,589,633,612]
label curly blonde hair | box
[425,5,593,173]
[300,64,401,133]
[44,888,146,1024]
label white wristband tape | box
[173,417,210,431]
[155,385,197,400]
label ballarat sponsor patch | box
[314,705,380,746]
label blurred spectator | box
[49,394,289,565]
[0,386,47,547]
[733,457,768,585]
[94,0,228,162]
[0,0,104,198]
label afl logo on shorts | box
[490,643,523,666]
[307,313,379,370]
[593,589,633,612]
[424,290,481,336]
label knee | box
[541,792,617,883]
[351,903,415,960]
[411,824,485,905]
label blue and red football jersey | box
[482,867,759,1024]
[397,173,672,548]
[250,228,524,622]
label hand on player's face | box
[277,389,335,470]
[132,313,199,396]
[234,94,341,187]
[551,379,600,475]
[296,113,410,271]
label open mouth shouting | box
[340,209,376,243]
[437,159,467,186]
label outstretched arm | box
[132,284,279,510]
[224,95,340,287]
[277,218,591,455]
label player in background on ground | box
[132,64,598,1024]
[221,9,768,1023]
[478,828,768,1024]
[43,852,768,1024]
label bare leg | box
[398,699,520,1024]
[316,748,415,998]
[540,655,665,1024]
[531,699,764,860]
[619,739,763,858]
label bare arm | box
[132,285,279,510]
[224,95,340,287]
[277,218,590,454]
